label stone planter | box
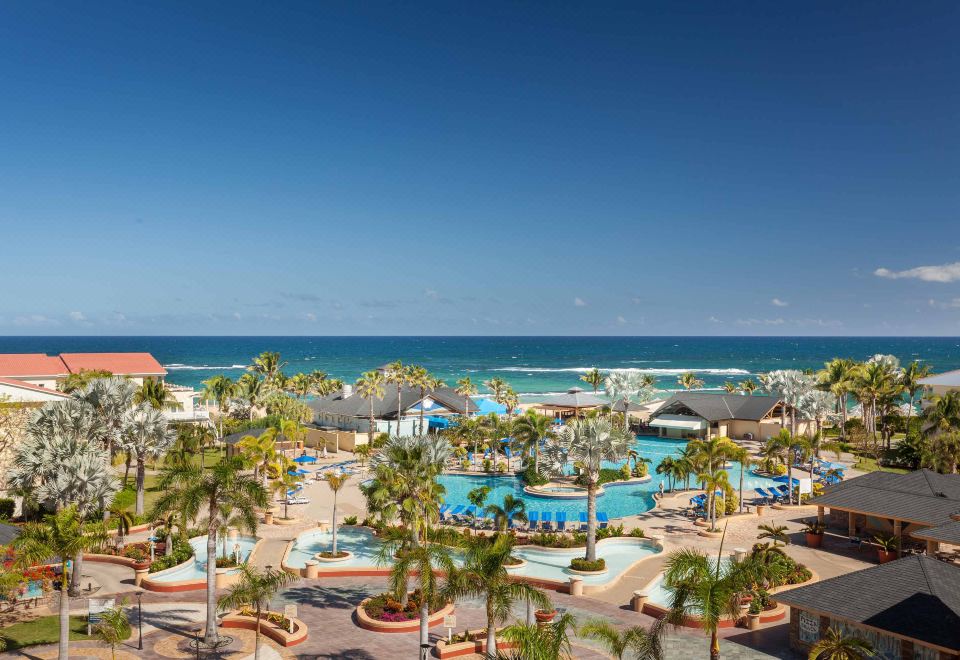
[315,550,354,563]
[805,532,824,549]
[747,612,761,630]
[436,628,513,659]
[877,548,897,564]
[273,516,301,526]
[220,610,308,647]
[756,504,767,516]
[355,597,455,634]
[504,557,528,571]
[534,609,556,624]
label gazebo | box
[532,387,606,420]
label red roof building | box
[59,353,166,377]
[0,354,70,379]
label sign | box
[284,604,298,633]
[88,598,115,635]
[797,478,812,495]
[443,615,456,629]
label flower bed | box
[569,557,606,572]
[436,627,516,659]
[355,591,454,633]
[220,609,308,647]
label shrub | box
[0,499,14,520]
[362,589,444,621]
[121,543,150,562]
[632,461,649,478]
[528,533,579,548]
[520,465,549,486]
[149,540,193,573]
[595,524,624,541]
[575,468,624,487]
[215,556,239,568]
[461,459,471,470]
[496,461,508,473]
[723,486,739,515]
[628,527,645,538]
[318,551,349,559]
[483,458,492,473]
[569,557,605,572]
[343,515,358,526]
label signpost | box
[284,604,298,633]
[443,614,456,643]
[87,598,115,635]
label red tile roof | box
[59,353,167,376]
[0,354,69,378]
[0,377,71,397]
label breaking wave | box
[489,367,750,375]
[164,363,248,371]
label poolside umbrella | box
[579,512,588,523]
[466,505,478,518]
[528,511,540,525]
[293,455,317,464]
[449,504,466,516]
[439,504,451,517]
[541,512,553,527]
[556,511,567,530]
[772,476,801,486]
[597,512,609,524]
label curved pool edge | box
[282,525,381,577]
[141,535,264,593]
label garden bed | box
[436,627,515,659]
[315,550,353,563]
[355,592,454,634]
[220,610,308,647]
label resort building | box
[776,555,960,659]
[920,369,960,400]
[530,387,607,420]
[809,469,960,557]
[307,384,476,450]
[646,392,808,440]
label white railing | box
[163,408,211,422]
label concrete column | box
[848,511,856,537]
[134,568,149,587]
[927,540,939,555]
[893,520,902,557]
[569,577,583,597]
[304,560,319,579]
[631,590,648,612]
[817,506,825,525]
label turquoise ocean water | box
[0,336,956,396]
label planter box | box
[220,611,308,647]
[436,628,515,659]
[354,598,455,634]
[805,532,823,548]
[877,549,897,564]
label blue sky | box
[1,1,957,336]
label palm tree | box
[325,472,350,555]
[270,465,299,520]
[722,381,737,394]
[92,600,131,660]
[513,410,556,473]
[580,619,662,660]
[581,368,604,394]
[546,417,631,562]
[726,444,751,513]
[384,361,411,435]
[757,523,790,547]
[468,485,491,529]
[455,377,479,416]
[121,404,175,515]
[486,494,527,531]
[606,370,654,430]
[922,391,960,445]
[152,457,267,646]
[75,377,135,504]
[738,379,758,396]
[678,372,704,390]
[356,370,387,442]
[237,431,277,488]
[209,501,254,559]
[134,379,176,410]
[408,365,430,434]
[217,565,299,660]
[59,369,113,394]
[288,373,312,400]
[923,432,960,475]
[500,611,578,659]
[248,351,287,384]
[109,506,134,548]
[818,358,857,439]
[445,534,551,658]
[236,373,264,421]
[808,626,876,659]
[14,505,109,660]
[662,543,751,660]
[656,457,677,492]
[202,374,237,435]
[697,468,730,530]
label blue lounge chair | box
[597,512,609,529]
[764,488,783,502]
[449,504,465,518]
[578,512,588,531]
[753,488,770,503]
[465,505,478,520]
[527,511,540,530]
[556,511,568,531]
[439,504,451,519]
[541,512,553,531]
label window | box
[799,611,819,643]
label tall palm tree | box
[445,534,551,658]
[92,600,130,660]
[121,404,175,515]
[738,379,758,396]
[75,377,135,496]
[217,565,298,660]
[288,373,312,400]
[455,377,478,416]
[854,359,902,444]
[324,472,350,555]
[513,410,556,473]
[757,523,790,547]
[384,361,411,435]
[485,494,527,531]
[722,381,737,394]
[408,365,430,434]
[248,351,287,384]
[606,371,653,430]
[545,417,631,561]
[678,372,704,390]
[355,370,387,442]
[14,506,108,660]
[662,543,750,660]
[808,626,876,659]
[237,431,278,488]
[697,468,730,529]
[202,374,237,434]
[799,390,838,447]
[656,457,677,492]
[134,379,176,410]
[726,444,751,514]
[152,457,267,646]
[235,373,264,421]
[818,359,856,439]
[59,369,113,394]
[500,613,578,659]
[581,368,604,394]
[580,619,663,660]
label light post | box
[136,590,143,650]
[420,643,431,660]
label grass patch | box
[0,615,98,649]
[852,456,909,474]
[114,448,226,515]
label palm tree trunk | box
[419,599,429,646]
[69,551,83,596]
[331,491,339,555]
[710,630,720,660]
[59,558,70,660]
[586,480,598,562]
[397,384,403,435]
[123,452,132,487]
[739,465,744,513]
[486,600,497,658]
[136,456,146,516]
[369,399,376,445]
[254,604,262,660]
[419,387,426,435]
[204,523,219,645]
[787,459,794,505]
[534,439,539,473]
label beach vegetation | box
[579,618,663,660]
[217,565,298,660]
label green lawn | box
[114,447,226,516]
[851,455,909,474]
[0,615,97,650]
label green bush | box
[520,465,549,486]
[0,499,15,520]
[619,464,631,481]
[343,515,358,526]
[496,461,508,473]
[569,557,605,571]
[628,527,645,538]
[148,540,193,573]
[483,458,492,473]
[574,468,625,487]
[528,533,579,548]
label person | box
[321,445,328,459]
[658,481,664,499]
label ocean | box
[0,336,957,396]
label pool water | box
[285,527,384,569]
[439,435,777,519]
[149,535,258,583]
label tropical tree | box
[109,506,134,548]
[500,611,578,660]
[455,376,479,416]
[14,506,109,660]
[121,404,174,515]
[236,373,264,421]
[581,368,604,394]
[923,432,960,475]
[726,444,751,514]
[678,372,704,390]
[486,494,527,531]
[808,626,876,659]
[513,410,556,473]
[248,351,287,384]
[605,370,654,430]
[356,370,387,441]
[288,373,312,400]
[325,472,350,555]
[59,369,114,394]
[237,431,277,488]
[757,523,790,547]
[92,599,131,660]
[384,361,411,435]
[75,377,135,493]
[202,374,237,434]
[738,379,758,396]
[799,390,839,447]
[217,565,298,660]
[545,417,631,561]
[152,457,267,646]
[697,468,730,529]
[452,415,488,471]
[818,359,857,439]
[580,619,663,660]
[467,485,491,529]
[656,457,677,492]
[922,391,960,442]
[134,379,176,410]
[445,534,551,658]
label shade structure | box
[648,414,707,431]
[579,512,588,523]
[465,505,478,517]
[439,504,450,515]
[772,475,801,485]
[293,455,317,464]
[597,512,609,523]
[527,511,539,523]
[288,469,310,477]
[556,511,567,523]
[541,512,552,523]
[449,505,465,516]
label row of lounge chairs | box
[753,485,791,504]
[438,505,609,532]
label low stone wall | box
[354,598,454,634]
[138,537,265,593]
[220,611,308,647]
[435,628,515,659]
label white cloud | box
[616,315,626,325]
[631,297,642,305]
[304,312,318,322]
[928,298,960,310]
[707,316,722,323]
[736,318,786,326]
[13,314,59,326]
[771,298,788,307]
[424,288,440,300]
[574,297,587,307]
[68,311,87,322]
[874,261,960,283]
[232,312,242,320]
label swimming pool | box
[149,535,258,583]
[285,526,384,569]
[439,435,777,519]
